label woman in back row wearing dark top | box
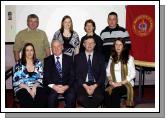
[52,15,80,57]
[79,19,103,53]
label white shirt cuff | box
[48,84,54,88]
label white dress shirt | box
[106,55,136,86]
[48,54,63,88]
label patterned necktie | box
[87,55,94,83]
[55,57,62,78]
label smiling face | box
[52,40,63,56]
[27,18,39,30]
[25,45,34,60]
[108,15,117,28]
[85,22,94,34]
[115,40,124,55]
[63,18,72,30]
[83,38,96,53]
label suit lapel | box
[80,53,88,80]
[62,54,65,77]
[92,52,96,70]
[82,52,88,71]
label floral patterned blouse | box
[13,59,43,94]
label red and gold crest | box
[132,15,154,37]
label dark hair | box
[83,35,95,43]
[21,43,36,66]
[84,19,96,33]
[60,15,73,33]
[27,14,39,22]
[108,12,118,18]
[111,38,129,64]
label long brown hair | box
[111,38,129,64]
[21,43,36,66]
[60,15,73,33]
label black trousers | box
[77,85,104,108]
[16,87,47,108]
[47,87,76,108]
[104,85,127,108]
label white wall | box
[13,5,126,43]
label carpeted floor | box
[135,103,155,108]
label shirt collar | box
[85,51,94,58]
[54,54,62,60]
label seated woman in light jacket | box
[105,38,136,108]
[13,43,47,108]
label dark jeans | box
[16,87,47,108]
[104,85,127,108]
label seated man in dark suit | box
[44,39,75,108]
[74,36,106,107]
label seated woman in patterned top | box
[13,43,47,108]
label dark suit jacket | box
[74,52,106,88]
[43,54,74,87]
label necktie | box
[87,55,94,83]
[55,57,62,81]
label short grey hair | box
[51,39,64,46]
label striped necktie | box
[55,57,62,78]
